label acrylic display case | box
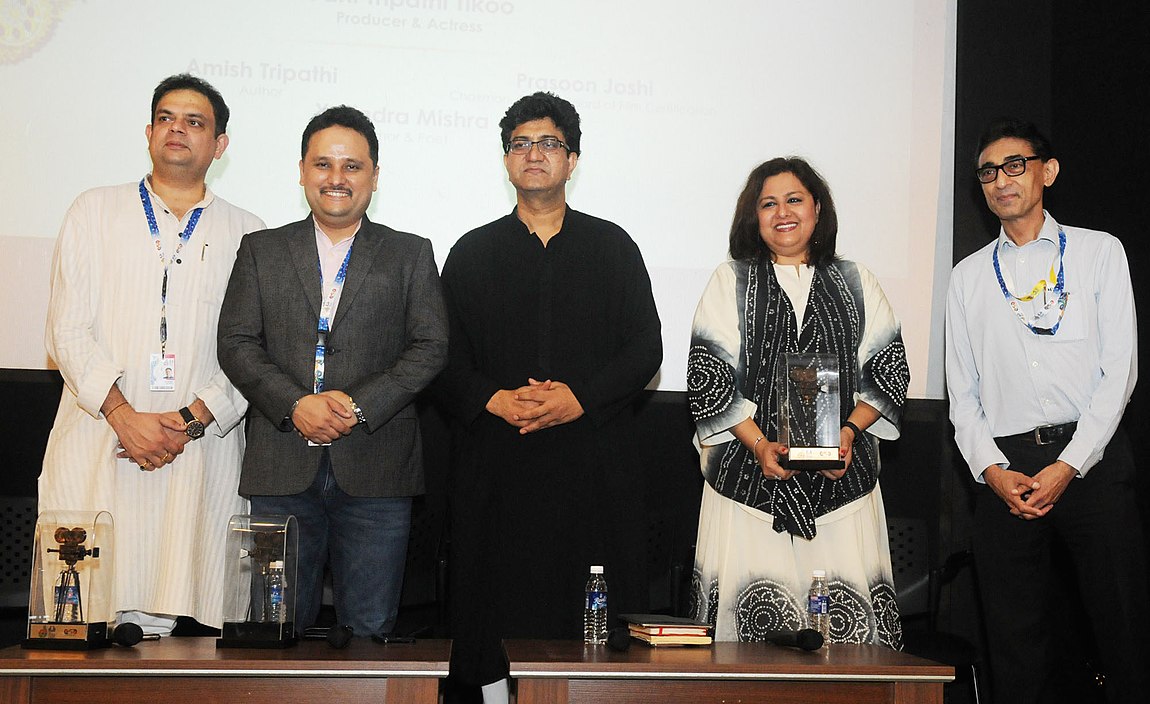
[217,514,299,648]
[23,510,114,650]
[779,352,845,471]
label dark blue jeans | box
[251,450,412,637]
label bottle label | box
[270,584,284,606]
[586,590,607,610]
[808,594,828,615]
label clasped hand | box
[292,391,357,444]
[110,408,189,471]
[487,378,584,434]
[984,460,1075,520]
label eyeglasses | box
[975,155,1042,184]
[505,137,569,155]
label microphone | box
[763,628,824,651]
[110,622,161,647]
[606,626,632,652]
[326,625,354,649]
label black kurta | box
[436,207,662,686]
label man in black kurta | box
[435,92,662,699]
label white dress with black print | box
[686,258,908,647]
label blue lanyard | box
[139,179,203,355]
[992,227,1068,336]
[313,244,354,393]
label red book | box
[620,614,712,637]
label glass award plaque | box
[217,514,299,648]
[778,353,845,471]
[23,510,114,650]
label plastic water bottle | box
[583,565,608,644]
[265,560,286,623]
[807,569,829,642]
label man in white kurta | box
[40,74,263,632]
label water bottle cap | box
[271,560,284,569]
[812,569,826,578]
[590,565,604,574]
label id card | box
[149,353,176,391]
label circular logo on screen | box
[1,0,72,65]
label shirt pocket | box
[1043,287,1087,342]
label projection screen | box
[0,0,955,398]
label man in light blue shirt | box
[946,118,1147,704]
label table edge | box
[508,669,954,682]
[0,667,449,678]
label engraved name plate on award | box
[778,353,845,471]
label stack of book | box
[620,614,713,646]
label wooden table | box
[0,637,449,704]
[507,639,953,704]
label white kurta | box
[41,178,264,628]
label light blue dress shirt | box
[945,211,1137,480]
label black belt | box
[1006,421,1077,446]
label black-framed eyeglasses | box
[975,155,1042,184]
[505,137,569,155]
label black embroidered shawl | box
[688,257,909,538]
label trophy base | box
[782,446,845,472]
[217,620,297,648]
[23,621,109,650]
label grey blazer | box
[218,216,448,498]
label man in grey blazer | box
[218,105,448,637]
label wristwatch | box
[179,406,205,439]
[347,397,367,425]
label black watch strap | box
[179,406,205,439]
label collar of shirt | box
[142,173,215,213]
[142,173,214,251]
[313,221,358,286]
[772,261,815,329]
[996,209,1059,253]
[511,205,569,242]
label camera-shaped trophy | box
[217,514,298,648]
[778,352,845,471]
[23,510,113,650]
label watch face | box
[179,407,204,439]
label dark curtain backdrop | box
[954,0,1150,529]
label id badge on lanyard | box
[139,179,203,390]
[308,243,354,445]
